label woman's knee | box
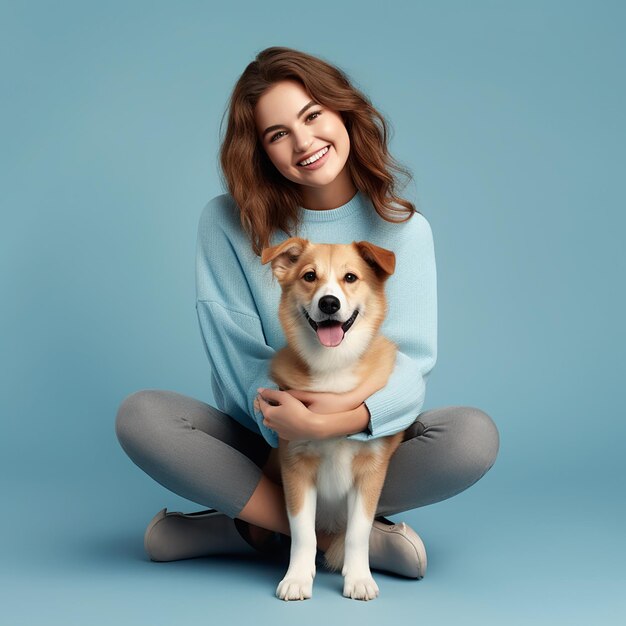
[455,407,500,476]
[115,389,164,451]
[420,405,500,477]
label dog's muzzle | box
[303,308,359,347]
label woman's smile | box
[296,145,331,170]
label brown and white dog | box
[260,237,404,601]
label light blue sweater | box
[195,190,437,448]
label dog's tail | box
[322,532,345,572]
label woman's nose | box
[292,129,314,154]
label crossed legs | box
[115,390,499,548]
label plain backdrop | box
[1,1,624,624]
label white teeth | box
[298,145,329,166]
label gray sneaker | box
[143,508,257,562]
[368,516,427,579]
[144,509,426,578]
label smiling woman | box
[219,47,417,256]
[254,80,353,206]
[115,46,499,595]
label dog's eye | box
[345,273,358,283]
[303,271,316,282]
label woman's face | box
[254,80,352,192]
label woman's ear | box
[353,241,396,280]
[261,237,309,281]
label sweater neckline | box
[298,189,368,222]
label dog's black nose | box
[318,295,341,315]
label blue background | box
[1,1,624,623]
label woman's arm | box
[346,376,387,410]
[284,376,386,415]
[316,402,372,439]
[256,388,371,440]
[346,213,438,442]
[196,196,280,447]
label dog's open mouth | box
[303,309,359,347]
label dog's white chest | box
[316,441,356,501]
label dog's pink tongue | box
[317,323,344,347]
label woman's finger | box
[257,388,285,406]
[286,391,316,410]
[258,387,280,398]
[258,396,274,413]
[285,389,307,401]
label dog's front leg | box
[276,449,319,601]
[342,487,379,600]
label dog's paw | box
[343,574,379,601]
[276,575,314,601]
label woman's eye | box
[270,131,286,143]
[269,111,321,143]
[345,273,357,283]
[303,271,316,282]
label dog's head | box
[261,238,395,357]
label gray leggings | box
[115,390,500,519]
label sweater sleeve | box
[195,196,279,447]
[346,213,438,441]
[195,300,279,447]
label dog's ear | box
[353,241,396,280]
[261,237,309,281]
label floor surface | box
[3,465,623,626]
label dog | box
[260,237,404,601]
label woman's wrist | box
[308,410,327,439]
[343,387,362,411]
[314,403,371,439]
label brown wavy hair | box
[219,46,418,257]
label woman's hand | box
[283,388,359,414]
[255,388,323,441]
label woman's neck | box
[300,168,357,211]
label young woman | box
[115,47,499,579]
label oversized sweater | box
[195,189,437,448]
